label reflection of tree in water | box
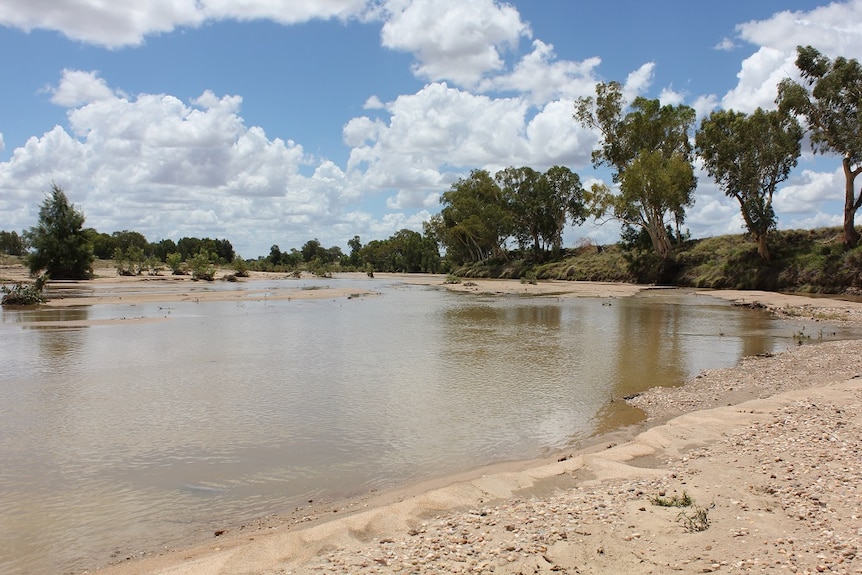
[611,299,688,401]
[22,308,91,362]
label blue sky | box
[1,0,860,258]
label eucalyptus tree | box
[696,108,802,261]
[575,82,697,259]
[495,165,586,259]
[26,184,93,279]
[777,46,862,248]
[427,169,512,265]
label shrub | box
[232,256,250,278]
[166,252,186,275]
[189,251,216,281]
[1,275,48,305]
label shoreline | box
[95,339,862,575]
[5,269,862,573]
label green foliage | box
[358,229,441,273]
[166,252,186,275]
[1,275,48,305]
[697,108,803,261]
[188,251,216,281]
[232,256,250,277]
[496,165,586,259]
[26,185,93,279]
[777,46,862,247]
[650,491,693,508]
[428,169,513,266]
[576,83,696,259]
[0,230,27,256]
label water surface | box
[1,278,858,574]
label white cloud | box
[720,46,792,112]
[477,40,601,103]
[692,94,719,121]
[363,95,385,110]
[49,69,117,107]
[0,132,4,152]
[379,0,530,87]
[714,37,738,51]
[0,73,384,255]
[736,0,862,55]
[658,87,685,106]
[0,0,371,48]
[721,1,862,113]
[344,82,595,201]
[773,168,843,214]
[622,62,655,101]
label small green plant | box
[232,256,249,278]
[650,491,693,508]
[520,271,537,285]
[677,504,710,532]
[189,251,216,281]
[443,274,462,284]
[166,252,186,275]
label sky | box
[1,0,861,259]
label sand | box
[4,267,862,574]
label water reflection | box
[1,283,861,575]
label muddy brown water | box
[2,278,859,574]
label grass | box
[454,226,862,294]
[650,491,693,508]
[650,491,711,533]
[677,505,711,533]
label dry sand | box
[5,267,862,574]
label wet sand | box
[5,267,862,574]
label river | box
[1,277,858,574]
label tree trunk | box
[755,233,771,262]
[645,223,672,260]
[843,157,861,249]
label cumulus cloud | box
[720,46,793,112]
[721,0,862,112]
[48,69,117,106]
[773,168,843,214]
[477,40,601,103]
[344,82,595,202]
[622,62,655,101]
[379,0,530,87]
[0,0,371,47]
[0,72,377,255]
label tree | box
[0,230,26,256]
[575,82,697,259]
[348,235,363,267]
[777,46,862,248]
[26,184,93,279]
[696,108,803,261]
[428,169,512,265]
[494,165,586,259]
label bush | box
[232,256,250,278]
[1,275,48,305]
[166,252,186,275]
[189,251,216,281]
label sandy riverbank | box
[5,267,862,574]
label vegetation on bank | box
[449,226,862,295]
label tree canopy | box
[25,184,94,279]
[696,108,803,261]
[777,45,862,248]
[575,83,697,259]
